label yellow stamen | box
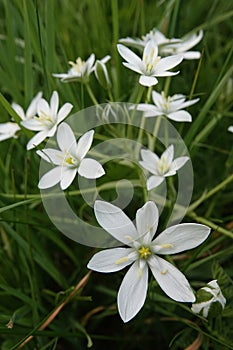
[138,246,151,259]
[115,256,129,265]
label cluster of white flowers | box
[1,25,228,324]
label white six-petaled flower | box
[117,39,183,87]
[53,54,110,84]
[0,122,20,142]
[136,90,199,122]
[191,280,226,318]
[87,201,211,322]
[21,91,73,150]
[12,91,43,121]
[119,28,203,60]
[37,122,105,190]
[140,144,189,190]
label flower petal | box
[136,201,159,239]
[12,103,25,120]
[161,144,174,166]
[38,166,62,189]
[168,110,192,122]
[26,130,49,150]
[149,256,195,302]
[140,148,159,173]
[57,102,73,123]
[87,247,134,272]
[170,156,189,172]
[76,130,94,160]
[147,175,164,190]
[155,54,183,73]
[57,122,76,153]
[36,148,64,165]
[118,261,148,322]
[60,167,77,189]
[26,92,43,119]
[139,75,158,87]
[94,200,138,245]
[78,158,105,179]
[50,91,59,119]
[37,98,50,118]
[152,223,211,254]
[117,44,142,67]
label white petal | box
[228,126,233,133]
[38,166,62,189]
[36,148,64,165]
[57,122,76,153]
[178,98,199,109]
[94,201,138,245]
[149,256,195,302]
[136,104,162,117]
[139,75,158,87]
[57,102,73,123]
[170,156,189,172]
[122,62,143,75]
[155,54,183,73]
[60,167,77,189]
[78,158,105,179]
[26,130,49,150]
[152,90,164,106]
[168,110,192,122]
[161,145,174,166]
[143,40,158,62]
[76,130,94,160]
[37,98,50,117]
[12,103,25,120]
[117,44,142,67]
[87,248,134,272]
[140,148,159,173]
[118,261,148,322]
[136,201,159,239]
[183,51,201,60]
[50,91,59,118]
[147,175,164,190]
[26,91,43,118]
[152,223,211,254]
[21,118,46,131]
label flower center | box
[138,246,151,259]
[157,156,170,175]
[64,153,79,167]
[69,58,85,75]
[36,111,53,127]
[143,48,161,74]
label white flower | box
[160,30,203,60]
[191,280,226,318]
[53,55,110,84]
[53,54,95,83]
[21,91,73,150]
[37,122,105,190]
[87,201,211,322]
[228,126,233,133]
[117,40,183,87]
[139,145,189,190]
[119,28,203,60]
[136,90,199,122]
[0,122,20,142]
[12,92,42,121]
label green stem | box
[85,83,98,105]
[188,211,233,239]
[188,172,233,212]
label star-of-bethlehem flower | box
[191,280,226,318]
[228,126,233,133]
[135,90,199,122]
[21,91,73,150]
[119,28,203,60]
[139,144,189,190]
[37,122,105,190]
[53,54,110,84]
[0,122,20,142]
[12,91,43,121]
[117,39,183,87]
[87,201,211,323]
